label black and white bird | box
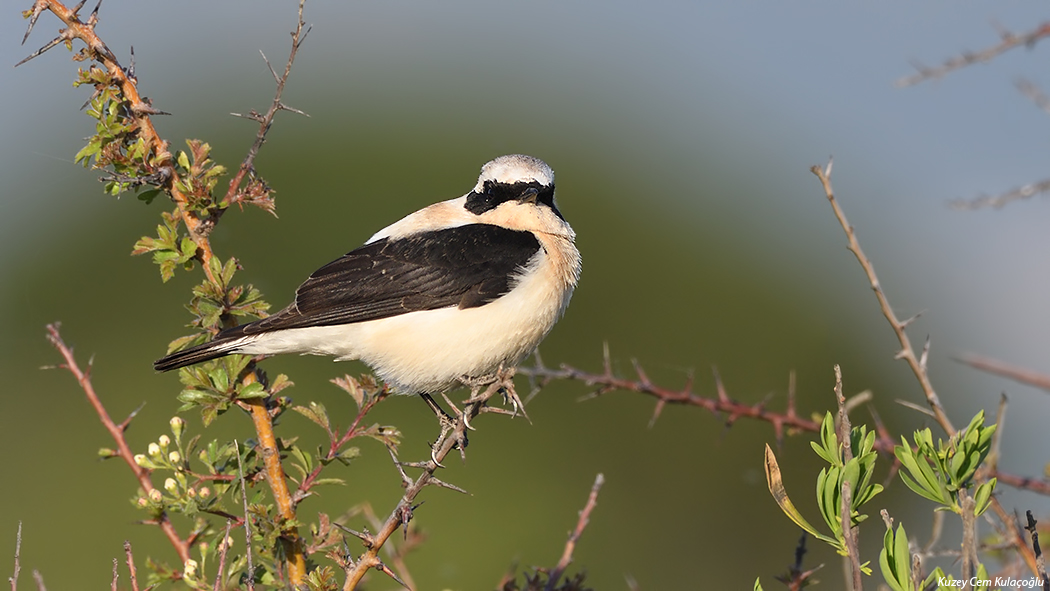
[154,154,581,402]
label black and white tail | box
[153,337,248,372]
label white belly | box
[236,241,577,394]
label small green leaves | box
[132,211,198,281]
[973,478,996,517]
[894,411,997,515]
[767,410,882,573]
[879,521,911,591]
[175,355,259,426]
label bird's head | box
[465,155,564,223]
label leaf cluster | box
[765,407,1003,591]
[766,412,883,566]
[894,411,997,517]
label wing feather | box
[219,224,541,338]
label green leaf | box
[292,402,331,433]
[238,382,268,400]
[310,478,346,487]
[879,522,911,591]
[973,479,996,517]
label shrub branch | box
[44,323,191,564]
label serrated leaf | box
[292,402,331,432]
[200,405,219,427]
[238,382,268,400]
[177,389,222,405]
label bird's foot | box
[420,392,469,466]
[461,366,529,422]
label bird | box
[154,154,581,419]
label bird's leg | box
[419,393,466,466]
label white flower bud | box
[134,454,148,467]
[168,451,181,464]
[148,489,162,502]
[158,435,170,448]
[199,487,211,499]
[183,559,198,578]
[164,478,178,493]
[169,416,185,438]
[147,443,161,457]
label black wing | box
[220,224,542,338]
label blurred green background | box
[3,2,1050,589]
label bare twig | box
[1017,78,1050,116]
[840,481,863,591]
[44,324,190,563]
[9,522,21,591]
[545,473,605,591]
[28,572,43,591]
[124,541,139,591]
[1024,511,1050,591]
[988,499,1040,576]
[774,534,823,591]
[834,367,863,591]
[950,179,1050,211]
[896,21,1050,87]
[214,520,233,591]
[235,441,256,591]
[223,0,311,210]
[960,491,977,588]
[810,161,956,436]
[956,353,1050,393]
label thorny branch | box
[897,20,1050,212]
[521,345,1050,499]
[545,473,605,591]
[949,179,1050,211]
[896,21,1050,87]
[811,161,956,436]
[814,162,1046,576]
[19,0,218,283]
[1024,511,1050,590]
[520,345,820,447]
[224,2,311,211]
[340,375,521,590]
[25,0,313,583]
[956,353,1050,393]
[44,323,191,564]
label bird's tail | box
[153,336,248,372]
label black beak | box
[519,187,539,204]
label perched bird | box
[155,154,581,408]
